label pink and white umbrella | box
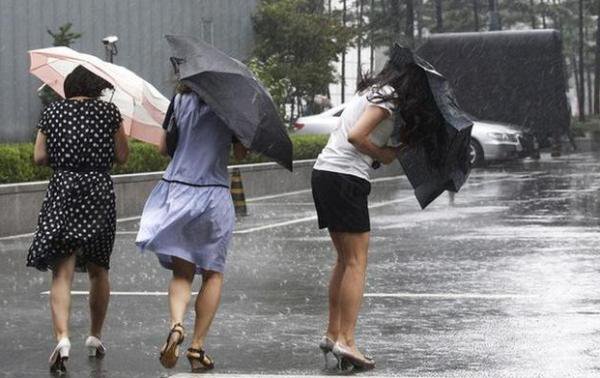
[29,46,169,145]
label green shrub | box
[111,141,170,175]
[0,134,329,184]
[233,134,328,165]
[0,146,27,183]
[571,116,600,137]
[292,134,328,160]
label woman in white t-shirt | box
[312,60,443,371]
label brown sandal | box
[186,347,215,372]
[159,323,185,368]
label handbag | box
[165,95,181,157]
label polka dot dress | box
[27,99,122,272]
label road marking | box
[40,290,198,296]
[116,231,139,236]
[233,216,318,234]
[117,215,141,223]
[364,293,538,299]
[246,188,312,202]
[170,375,423,378]
[40,290,538,300]
[0,232,34,240]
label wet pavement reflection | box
[1,153,599,377]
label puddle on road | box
[376,206,509,230]
[448,225,600,241]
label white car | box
[293,104,538,166]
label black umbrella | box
[165,35,293,171]
[390,44,473,209]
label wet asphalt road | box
[1,152,600,378]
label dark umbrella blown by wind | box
[390,45,473,209]
[165,35,293,171]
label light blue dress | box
[135,92,235,274]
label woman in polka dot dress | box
[27,66,129,373]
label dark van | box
[417,30,571,150]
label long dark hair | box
[357,61,446,167]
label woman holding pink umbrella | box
[27,66,129,373]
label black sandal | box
[159,323,185,368]
[186,347,215,372]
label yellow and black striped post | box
[230,168,247,217]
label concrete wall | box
[0,0,258,142]
[0,159,403,237]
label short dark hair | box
[64,65,114,99]
[175,81,192,94]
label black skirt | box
[27,171,116,272]
[311,169,371,233]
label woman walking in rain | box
[27,66,129,373]
[135,82,247,372]
[311,53,444,371]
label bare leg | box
[169,257,196,328]
[326,231,346,341]
[50,254,76,341]
[87,263,110,338]
[189,271,224,350]
[159,257,195,368]
[337,232,370,355]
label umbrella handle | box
[169,57,185,77]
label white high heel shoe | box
[85,336,106,357]
[318,336,335,368]
[332,342,375,371]
[49,337,70,372]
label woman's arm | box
[157,130,169,156]
[233,142,248,161]
[347,105,401,164]
[33,130,49,166]
[114,125,130,164]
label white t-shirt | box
[313,85,397,181]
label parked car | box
[293,104,539,166]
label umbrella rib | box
[31,63,72,97]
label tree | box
[247,57,292,119]
[370,0,375,71]
[435,0,444,32]
[252,0,353,121]
[530,0,537,28]
[39,23,83,107]
[473,0,480,31]
[342,0,347,102]
[595,0,600,114]
[357,0,364,80]
[488,0,501,30]
[47,23,82,47]
[406,0,415,47]
[391,0,402,45]
[578,0,585,121]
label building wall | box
[0,0,258,142]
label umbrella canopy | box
[29,46,169,145]
[165,35,293,171]
[390,44,473,209]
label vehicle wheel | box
[469,139,484,167]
